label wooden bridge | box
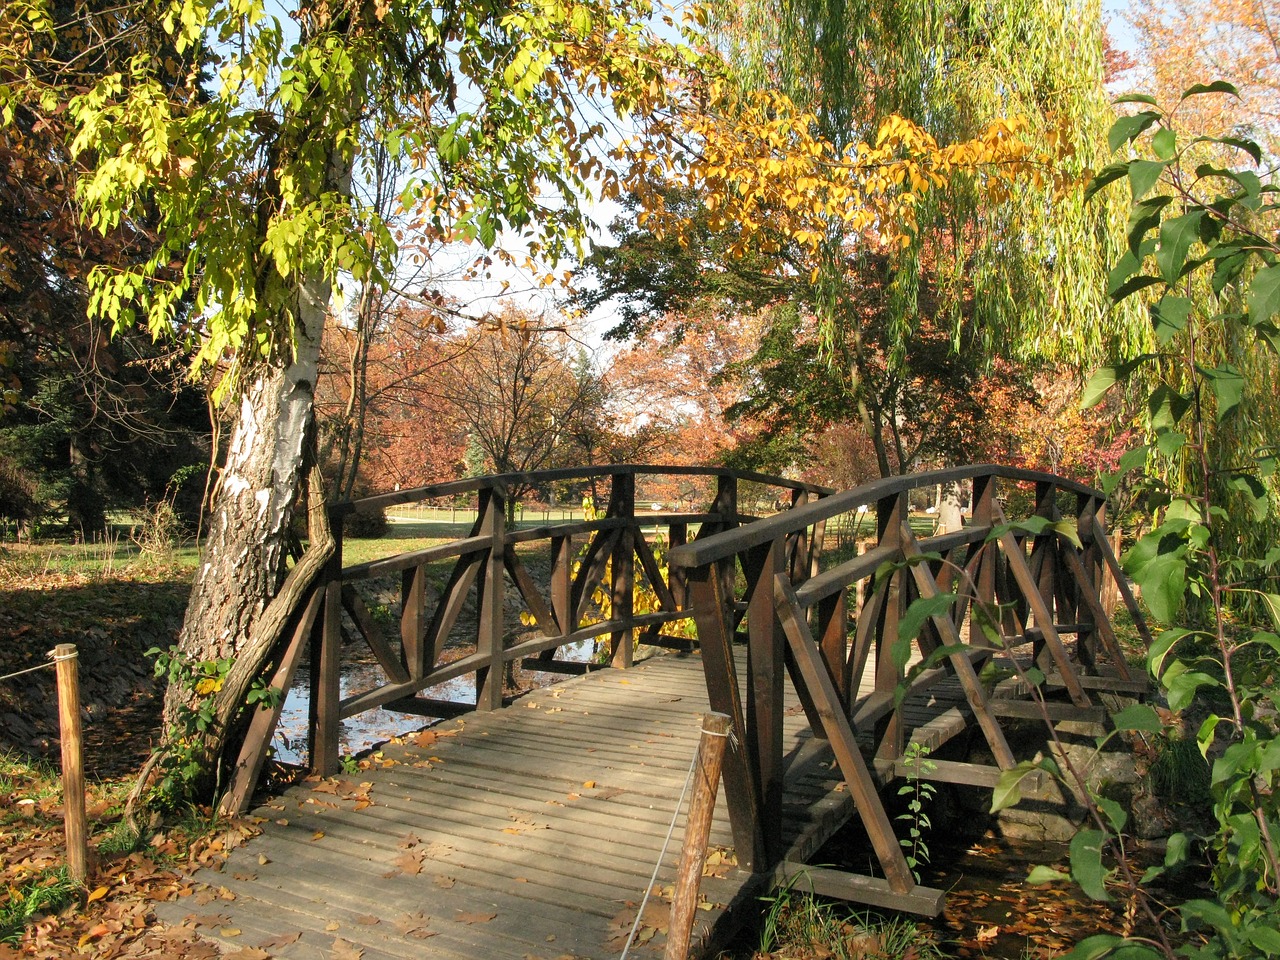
[161,464,1151,959]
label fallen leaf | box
[219,927,242,937]
[455,911,496,924]
[331,937,364,959]
[226,949,271,960]
[434,876,455,889]
[976,925,999,943]
[582,780,596,789]
[312,830,326,841]
[325,920,341,932]
[86,885,109,903]
[355,914,380,925]
[257,931,303,949]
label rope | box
[0,648,77,684]
[618,722,734,960]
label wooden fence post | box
[53,644,87,883]
[664,712,731,960]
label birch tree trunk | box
[162,276,330,729]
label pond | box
[270,638,601,764]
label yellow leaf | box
[86,885,109,903]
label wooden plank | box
[1045,672,1150,694]
[502,545,556,637]
[993,504,1092,708]
[890,758,1044,791]
[773,575,916,895]
[221,585,324,814]
[342,535,490,580]
[900,524,1016,771]
[1056,541,1134,681]
[342,585,412,684]
[774,862,945,917]
[688,565,764,871]
[747,540,786,863]
[989,698,1110,724]
[402,564,426,676]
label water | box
[270,638,601,764]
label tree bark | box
[160,144,348,790]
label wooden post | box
[312,504,344,776]
[53,644,87,883]
[664,712,731,960]
[476,485,506,710]
[610,472,636,669]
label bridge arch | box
[219,463,1150,917]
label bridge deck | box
[158,650,981,960]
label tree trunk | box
[160,201,338,789]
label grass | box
[0,867,79,945]
[757,882,943,960]
[1148,735,1212,809]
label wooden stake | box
[664,712,731,960]
[53,643,87,883]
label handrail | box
[667,464,1101,569]
[339,463,834,515]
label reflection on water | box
[271,638,600,764]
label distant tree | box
[315,300,468,500]
[1127,0,1279,154]
[434,312,602,518]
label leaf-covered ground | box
[0,556,248,958]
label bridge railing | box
[665,464,1152,905]
[303,464,830,777]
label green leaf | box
[1181,80,1239,99]
[1127,159,1165,200]
[1110,275,1163,303]
[1082,356,1154,408]
[1111,703,1164,733]
[1026,865,1069,884]
[1247,926,1280,956]
[1057,934,1124,960]
[1084,162,1130,202]
[1069,828,1112,901]
[1153,429,1185,456]
[1156,211,1204,281]
[1108,111,1161,153]
[1151,127,1176,160]
[1150,296,1191,344]
[1218,135,1263,164]
[1259,593,1280,633]
[896,594,957,661]
[1113,93,1159,106]
[1200,363,1245,421]
[1227,473,1270,522]
[1100,445,1149,495]
[1147,384,1193,431]
[1249,264,1280,323]
[1095,795,1128,832]
[991,761,1041,813]
[1166,669,1219,711]
[1124,529,1188,623]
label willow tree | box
[622,0,1146,487]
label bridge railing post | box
[971,473,998,649]
[312,503,345,777]
[1031,480,1059,672]
[874,492,907,763]
[551,533,572,637]
[713,474,738,618]
[610,471,636,668]
[746,537,786,863]
[476,483,506,710]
